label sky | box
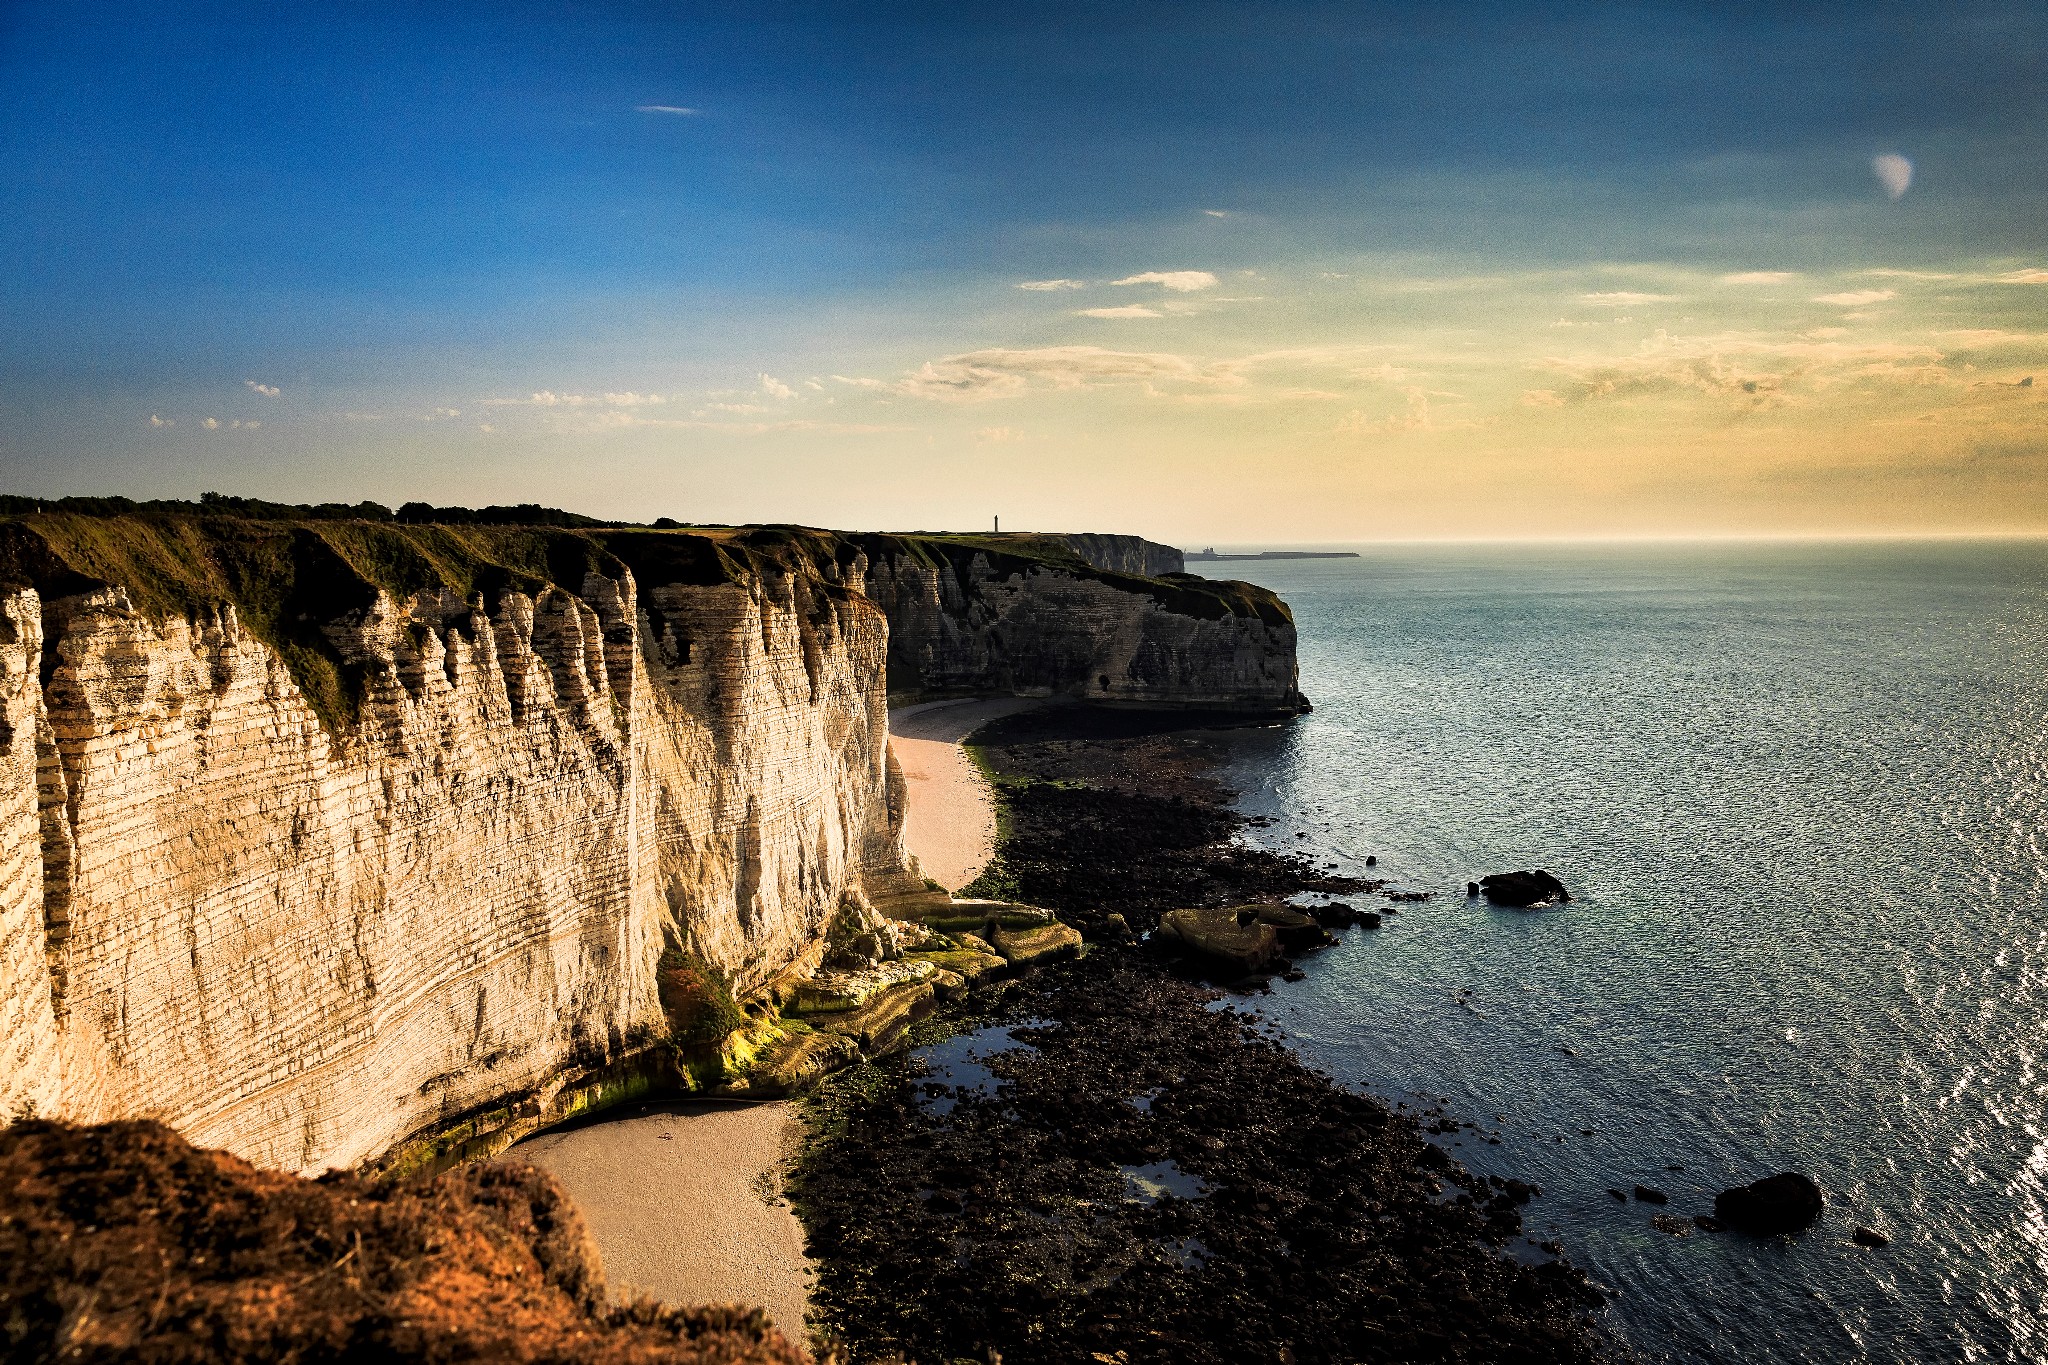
[1,1,2044,541]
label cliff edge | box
[0,511,1301,1176]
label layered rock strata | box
[0,516,1300,1175]
[1047,533,1184,579]
[855,534,1304,711]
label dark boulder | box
[1632,1185,1668,1205]
[1478,870,1570,908]
[1309,901,1357,928]
[1252,904,1335,950]
[1852,1225,1890,1247]
[1714,1172,1824,1235]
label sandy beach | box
[497,698,1031,1346]
[889,696,1040,890]
[509,1101,812,1344]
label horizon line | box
[1161,530,2048,548]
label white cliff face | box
[0,564,902,1175]
[0,520,1302,1177]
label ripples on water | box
[1211,541,2048,1364]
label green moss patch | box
[656,950,748,1048]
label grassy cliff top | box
[0,504,1289,731]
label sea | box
[1208,540,2048,1365]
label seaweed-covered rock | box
[813,979,936,1054]
[1155,906,1282,974]
[910,946,1009,986]
[990,921,1085,968]
[748,1028,861,1095]
[785,958,938,1015]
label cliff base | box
[790,714,1604,1365]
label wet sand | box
[889,697,1041,890]
[510,1101,812,1345]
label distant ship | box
[1186,547,1362,562]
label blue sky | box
[2,2,2043,536]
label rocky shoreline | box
[791,707,1607,1364]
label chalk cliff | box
[0,514,1300,1174]
[1047,533,1185,579]
[856,533,1303,712]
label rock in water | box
[1853,1225,1890,1247]
[1252,903,1336,950]
[1155,906,1282,975]
[1714,1172,1824,1235]
[1478,870,1570,908]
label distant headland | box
[1187,547,1363,562]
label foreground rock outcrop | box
[0,511,1295,1176]
[0,1118,809,1364]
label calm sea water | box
[1211,541,2048,1365]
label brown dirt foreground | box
[0,1118,814,1365]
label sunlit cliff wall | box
[0,517,1299,1174]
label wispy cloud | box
[1813,289,1896,306]
[1111,271,1218,292]
[1078,305,1163,319]
[856,346,1219,401]
[1201,209,1230,218]
[148,414,172,428]
[1720,272,1796,285]
[1336,388,1484,434]
[2000,268,2048,285]
[1017,279,1087,291]
[836,341,1427,406]
[244,380,280,396]
[1541,332,1951,406]
[588,413,906,435]
[484,390,675,408]
[635,104,697,115]
[758,373,796,399]
[1580,291,1680,306]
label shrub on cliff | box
[658,950,748,1048]
[0,1119,812,1364]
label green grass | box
[0,510,1295,735]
